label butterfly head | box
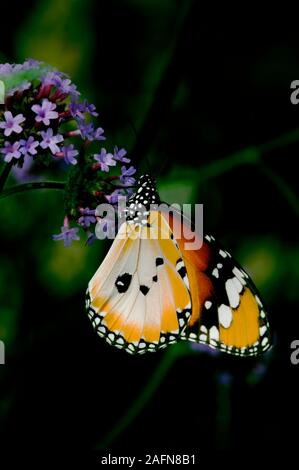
[126,174,160,223]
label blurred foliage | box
[0,0,299,461]
[16,0,94,89]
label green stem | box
[196,127,299,182]
[0,181,65,200]
[0,162,13,193]
[197,147,260,181]
[96,344,188,450]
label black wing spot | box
[152,275,158,282]
[140,285,150,296]
[115,273,132,293]
[178,266,187,278]
[156,257,164,267]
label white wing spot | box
[209,326,219,341]
[176,260,184,271]
[212,268,219,278]
[205,300,212,309]
[260,326,267,336]
[218,304,233,328]
[225,278,240,308]
[199,334,207,341]
[262,337,269,347]
[232,276,243,293]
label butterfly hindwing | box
[167,209,271,356]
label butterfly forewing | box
[86,209,192,354]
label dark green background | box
[0,0,298,464]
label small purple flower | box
[40,128,64,154]
[52,226,80,247]
[59,144,79,165]
[77,118,95,140]
[93,127,105,141]
[32,98,58,125]
[69,101,85,119]
[58,78,79,97]
[69,100,98,119]
[19,136,39,157]
[0,111,25,136]
[78,208,96,227]
[105,189,124,204]
[41,71,63,87]
[1,141,21,162]
[82,100,98,117]
[94,148,116,172]
[120,165,136,185]
[77,118,105,141]
[114,146,130,163]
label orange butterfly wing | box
[167,211,271,356]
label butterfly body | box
[86,174,271,356]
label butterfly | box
[86,174,271,356]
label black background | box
[0,1,298,466]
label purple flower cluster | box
[0,59,137,247]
